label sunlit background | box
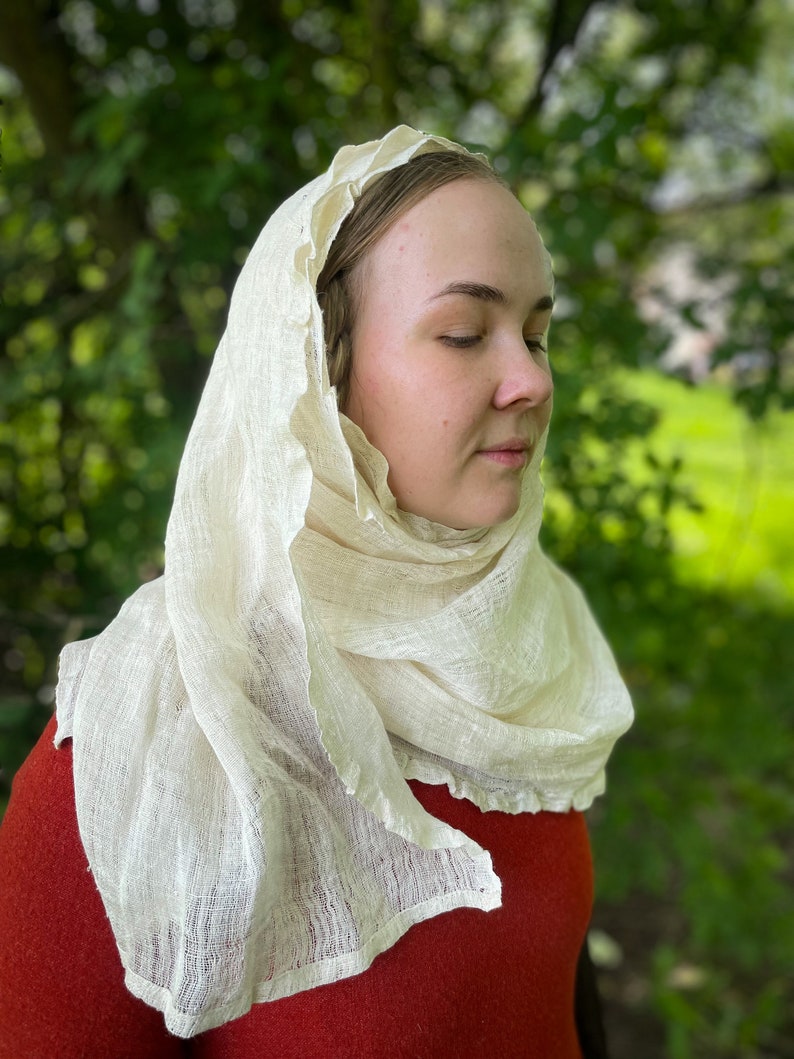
[1,2,792,1055]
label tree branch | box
[510,0,599,133]
[655,172,794,218]
[368,0,401,126]
[0,1,147,255]
[0,0,77,157]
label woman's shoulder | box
[0,716,77,881]
[3,714,68,812]
[192,785,594,1059]
[0,717,186,1059]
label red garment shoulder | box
[0,717,186,1059]
[191,783,592,1059]
[1,720,592,1059]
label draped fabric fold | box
[55,125,633,1038]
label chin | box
[398,485,523,531]
[446,498,522,531]
[480,491,524,528]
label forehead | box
[367,178,551,293]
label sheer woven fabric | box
[54,125,633,1038]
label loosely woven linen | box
[55,125,633,1037]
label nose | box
[491,335,553,411]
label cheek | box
[352,334,413,418]
[346,326,387,419]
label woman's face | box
[343,177,554,531]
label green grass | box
[619,370,794,605]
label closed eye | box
[440,334,482,349]
[524,337,547,353]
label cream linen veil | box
[55,125,633,1037]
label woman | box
[0,126,632,1057]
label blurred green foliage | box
[1,1,792,1055]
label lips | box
[478,438,531,469]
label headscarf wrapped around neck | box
[55,125,633,1037]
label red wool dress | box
[0,718,592,1059]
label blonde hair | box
[317,150,506,407]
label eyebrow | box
[430,281,554,314]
